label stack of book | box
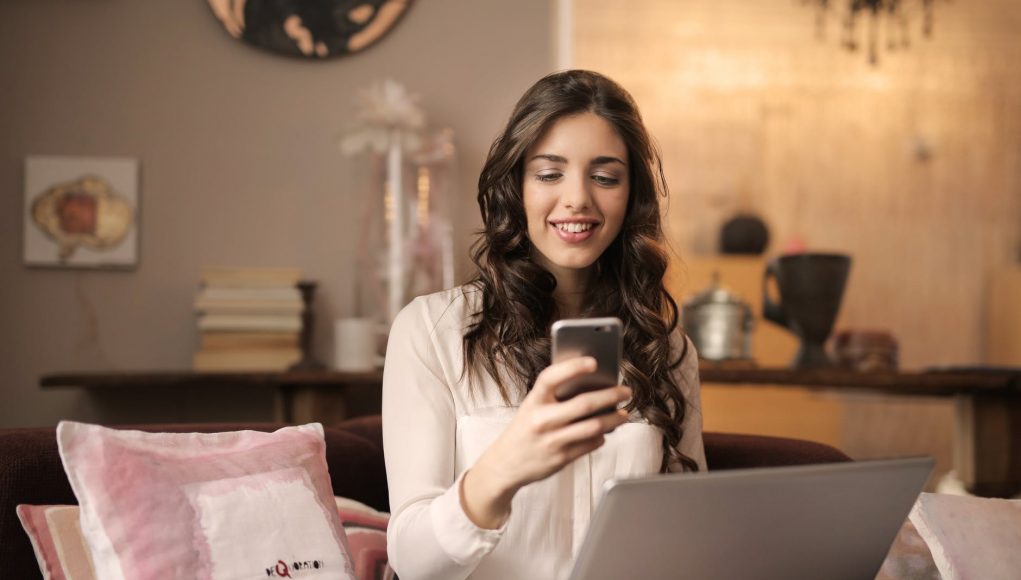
[193,267,305,371]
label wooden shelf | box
[698,366,1020,397]
[40,369,386,429]
[40,369,384,390]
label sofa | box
[0,415,850,579]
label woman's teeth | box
[555,222,594,233]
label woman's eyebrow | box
[527,154,626,166]
[590,156,626,166]
[529,153,567,163]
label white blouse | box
[382,287,706,580]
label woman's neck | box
[551,268,591,319]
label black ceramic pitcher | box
[762,253,851,368]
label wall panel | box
[574,0,1021,368]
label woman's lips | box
[551,222,598,243]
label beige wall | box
[573,0,1018,475]
[0,0,554,427]
[574,0,1021,369]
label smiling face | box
[523,112,630,286]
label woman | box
[382,70,705,580]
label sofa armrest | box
[704,431,852,471]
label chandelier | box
[808,0,945,65]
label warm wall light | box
[807,0,944,65]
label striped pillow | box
[16,504,95,580]
[333,497,394,580]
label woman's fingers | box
[564,386,631,422]
[546,408,629,450]
[559,434,607,464]
[495,358,633,488]
[530,386,632,432]
[529,357,597,402]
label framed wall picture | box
[23,156,140,269]
[207,0,414,59]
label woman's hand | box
[460,356,632,529]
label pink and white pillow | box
[56,421,355,580]
[18,499,393,580]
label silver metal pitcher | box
[682,273,754,361]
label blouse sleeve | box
[667,333,708,473]
[382,297,507,580]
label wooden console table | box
[40,369,385,425]
[699,366,1021,498]
[41,366,1020,497]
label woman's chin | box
[542,257,600,276]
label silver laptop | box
[569,457,934,580]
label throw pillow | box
[909,492,1021,580]
[333,497,393,580]
[17,497,390,580]
[57,421,355,580]
[15,504,96,580]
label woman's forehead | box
[525,112,628,162]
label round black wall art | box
[208,0,413,59]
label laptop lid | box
[569,457,934,580]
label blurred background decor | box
[805,0,947,64]
[682,272,755,363]
[207,0,414,59]
[23,156,138,269]
[763,253,852,368]
[719,212,770,255]
[332,317,379,371]
[339,79,456,335]
[290,280,326,371]
[831,329,899,372]
[193,267,304,371]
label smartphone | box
[550,317,622,402]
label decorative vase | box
[762,253,852,368]
[340,81,456,341]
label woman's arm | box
[383,298,497,580]
[384,297,633,579]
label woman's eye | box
[536,172,562,183]
[592,174,620,186]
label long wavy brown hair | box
[462,70,697,472]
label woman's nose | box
[560,174,592,210]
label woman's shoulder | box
[388,286,482,388]
[393,285,481,337]
[668,327,700,389]
[669,328,697,360]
